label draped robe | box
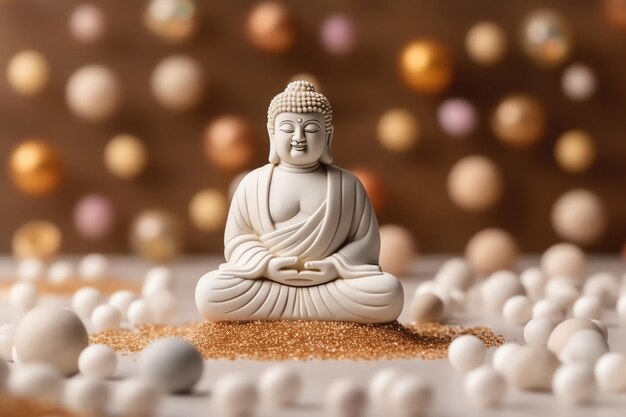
[195,163,404,323]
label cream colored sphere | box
[448,155,502,212]
[465,228,519,275]
[465,22,506,65]
[555,130,595,173]
[66,65,121,122]
[377,108,420,152]
[189,188,228,232]
[151,55,205,111]
[7,50,50,96]
[379,224,417,277]
[104,134,148,179]
[551,189,606,245]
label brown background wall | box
[0,0,625,255]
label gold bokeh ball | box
[465,22,507,66]
[203,115,256,170]
[189,188,228,232]
[521,9,573,67]
[104,134,148,179]
[399,39,453,94]
[12,220,62,260]
[465,228,519,275]
[447,155,503,212]
[6,50,50,96]
[551,189,607,245]
[9,139,63,196]
[491,94,546,148]
[377,108,420,152]
[555,130,596,173]
[130,209,184,263]
[246,1,296,54]
[144,0,197,43]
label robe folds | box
[195,163,404,323]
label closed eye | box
[279,122,295,133]
[304,123,320,133]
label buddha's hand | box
[264,256,301,281]
[218,260,267,279]
[299,259,339,282]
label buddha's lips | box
[291,143,306,151]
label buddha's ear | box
[321,125,334,164]
[267,123,280,164]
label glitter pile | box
[0,394,78,417]
[91,321,505,361]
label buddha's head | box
[267,80,334,166]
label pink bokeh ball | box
[437,98,478,138]
[69,3,106,44]
[74,194,115,240]
[320,14,355,55]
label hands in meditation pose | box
[195,81,404,323]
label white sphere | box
[69,3,106,43]
[48,260,76,284]
[78,253,109,281]
[8,363,63,403]
[481,271,525,313]
[127,299,154,325]
[151,55,205,111]
[79,344,117,379]
[325,378,366,417]
[9,281,39,311]
[72,287,105,319]
[111,378,161,417]
[541,243,587,285]
[492,343,522,377]
[533,299,565,323]
[109,290,137,319]
[507,345,560,391]
[583,272,619,307]
[594,352,626,392]
[142,265,174,298]
[545,277,580,310]
[464,366,506,408]
[258,364,302,407]
[561,329,608,365]
[139,338,204,394]
[547,318,605,355]
[502,295,533,325]
[64,376,109,416]
[91,304,122,333]
[14,306,88,375]
[434,258,473,291]
[368,367,402,410]
[551,189,606,245]
[573,296,603,320]
[618,296,626,323]
[0,329,15,361]
[147,289,177,324]
[410,293,445,324]
[552,364,595,405]
[16,258,45,282]
[520,267,547,301]
[66,65,121,122]
[524,318,556,345]
[448,335,486,373]
[386,375,432,417]
[213,373,258,416]
[562,64,596,101]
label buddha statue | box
[195,81,404,323]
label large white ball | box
[8,363,63,403]
[541,243,587,285]
[258,364,301,407]
[64,376,109,416]
[78,344,118,379]
[552,364,595,405]
[464,366,506,407]
[595,352,626,392]
[448,335,486,373]
[386,375,432,417]
[213,373,258,416]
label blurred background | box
[1,0,625,263]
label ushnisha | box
[195,81,404,323]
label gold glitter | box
[90,321,505,361]
[0,276,140,296]
[0,394,79,417]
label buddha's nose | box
[293,126,304,142]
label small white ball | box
[127,299,154,325]
[139,337,204,393]
[111,378,161,417]
[464,366,506,408]
[507,345,560,391]
[573,296,603,320]
[524,318,556,345]
[562,64,596,101]
[72,287,105,319]
[213,373,258,416]
[147,289,177,324]
[434,258,473,291]
[8,363,63,403]
[410,293,445,324]
[552,364,595,405]
[325,378,366,417]
[91,304,122,333]
[561,329,608,365]
[502,295,533,325]
[481,271,525,313]
[533,299,565,323]
[0,329,15,361]
[78,344,117,379]
[258,364,302,407]
[9,281,39,311]
[594,352,626,392]
[142,265,174,298]
[520,267,547,301]
[78,253,108,281]
[368,367,402,410]
[48,260,76,284]
[541,243,587,285]
[545,277,580,310]
[492,343,522,377]
[583,272,619,307]
[109,290,137,319]
[448,335,486,373]
[16,258,45,282]
[386,375,432,417]
[64,376,109,416]
[617,296,626,323]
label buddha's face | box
[270,112,330,166]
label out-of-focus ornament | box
[66,65,121,122]
[74,194,115,240]
[189,189,228,232]
[554,130,596,173]
[465,22,507,66]
[320,14,355,55]
[9,139,63,196]
[399,39,453,94]
[12,220,62,260]
[203,115,255,170]
[69,3,106,43]
[6,50,50,96]
[447,155,502,212]
[491,94,546,148]
[465,228,519,275]
[144,0,197,43]
[151,55,204,111]
[604,0,626,30]
[379,224,417,277]
[551,189,606,245]
[104,134,148,179]
[438,98,477,138]
[246,2,296,54]
[561,64,596,101]
[352,168,386,213]
[377,108,420,152]
[521,10,572,67]
[130,209,184,263]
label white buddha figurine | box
[195,81,404,323]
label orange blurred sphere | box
[399,39,453,94]
[605,0,626,29]
[492,94,546,148]
[12,220,62,260]
[352,168,387,213]
[203,116,256,170]
[246,2,296,54]
[9,140,63,196]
